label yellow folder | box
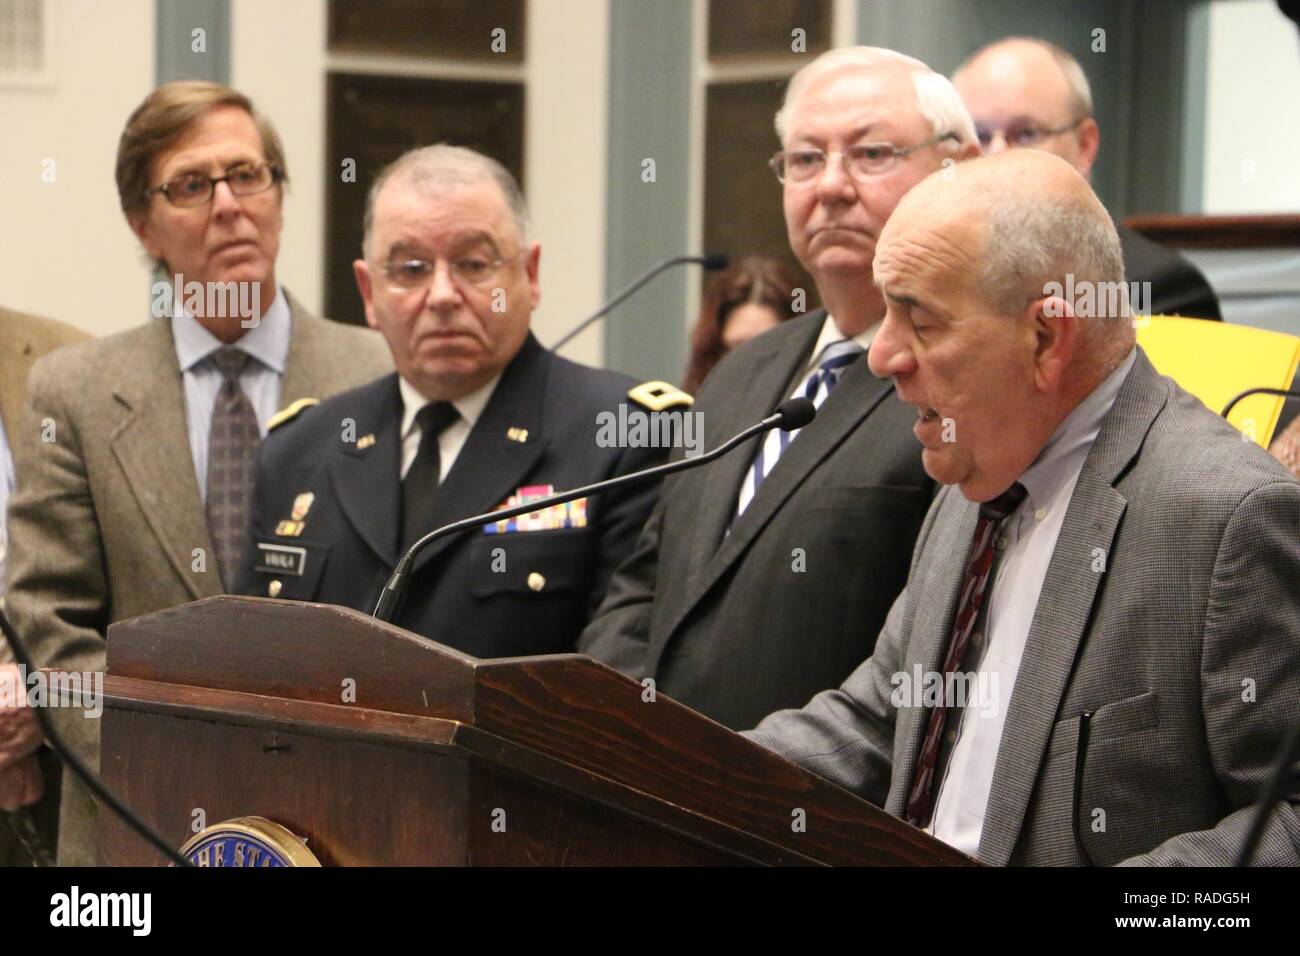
[1137,316,1300,447]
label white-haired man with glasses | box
[0,81,391,865]
[579,47,982,732]
[952,36,1222,320]
[234,144,679,662]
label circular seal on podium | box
[177,816,321,867]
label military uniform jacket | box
[235,334,671,658]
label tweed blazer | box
[3,293,391,864]
[746,349,1300,866]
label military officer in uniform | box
[235,145,684,656]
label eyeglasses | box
[769,131,960,184]
[381,251,521,293]
[144,161,282,208]
[975,118,1087,150]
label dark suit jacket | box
[578,310,935,730]
[746,350,1300,865]
[1118,222,1221,320]
[235,334,668,657]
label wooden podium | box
[98,596,973,866]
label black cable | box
[0,606,192,866]
[1233,720,1300,866]
[1220,386,1300,419]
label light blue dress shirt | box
[172,286,292,503]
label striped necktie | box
[734,338,864,518]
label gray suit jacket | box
[746,349,1300,866]
[2,293,391,864]
[579,311,934,730]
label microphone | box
[0,607,193,866]
[550,253,729,353]
[374,397,815,621]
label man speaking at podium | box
[745,150,1300,866]
[236,146,679,657]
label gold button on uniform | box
[527,572,546,592]
[268,579,283,598]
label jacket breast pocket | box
[468,528,592,599]
[249,538,330,601]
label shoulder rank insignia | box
[267,397,319,432]
[627,381,693,412]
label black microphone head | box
[776,397,815,430]
[701,253,729,271]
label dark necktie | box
[736,338,864,517]
[904,481,1027,829]
[401,402,460,552]
[205,347,260,589]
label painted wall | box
[0,0,155,336]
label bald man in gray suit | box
[746,151,1299,866]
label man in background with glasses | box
[953,36,1222,321]
[234,145,677,661]
[0,81,390,865]
[580,47,981,732]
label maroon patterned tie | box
[904,482,1027,829]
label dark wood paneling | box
[325,72,524,325]
[1125,213,1300,250]
[328,0,524,61]
[704,80,816,307]
[708,0,830,58]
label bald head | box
[868,151,1134,502]
[953,37,1099,178]
[884,150,1128,340]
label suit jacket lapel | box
[411,335,548,574]
[110,321,219,601]
[280,290,329,406]
[665,340,894,642]
[327,375,403,568]
[686,316,822,586]
[885,491,981,816]
[977,349,1169,865]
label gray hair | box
[980,194,1126,330]
[361,144,530,258]
[955,37,1094,121]
[774,46,978,151]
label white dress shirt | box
[398,373,501,481]
[172,286,292,502]
[926,347,1137,857]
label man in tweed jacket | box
[745,150,1300,866]
[0,82,390,865]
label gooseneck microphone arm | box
[373,397,815,622]
[0,607,193,866]
[549,253,729,353]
